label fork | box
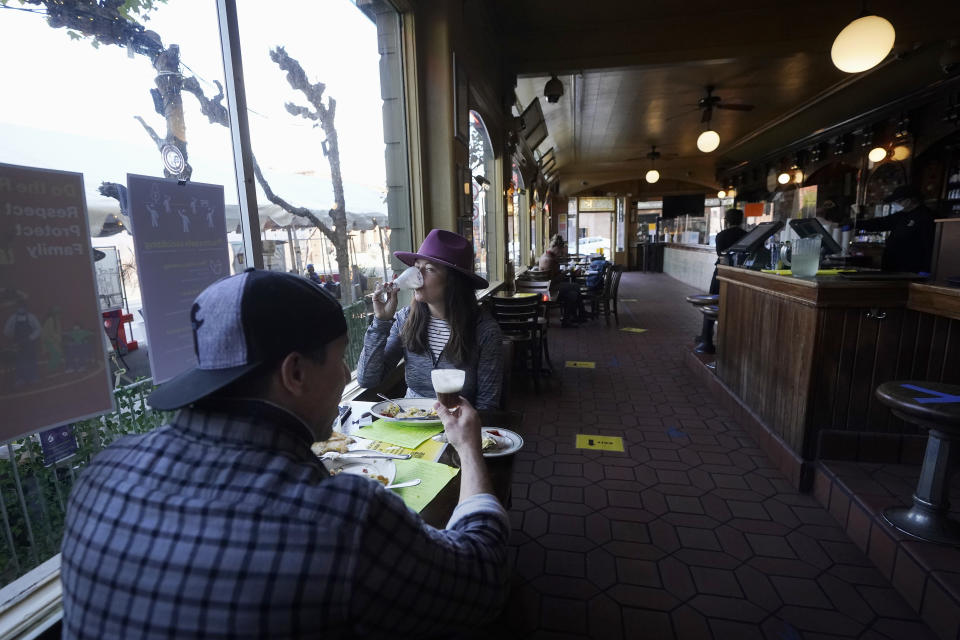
[377,393,403,414]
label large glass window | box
[469,111,494,280]
[0,0,410,589]
[508,163,522,267]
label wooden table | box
[340,401,518,528]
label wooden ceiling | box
[490,0,960,196]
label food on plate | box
[329,465,389,485]
[311,431,355,456]
[381,404,439,419]
[481,430,507,452]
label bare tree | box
[12,0,357,302]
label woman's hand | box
[436,397,482,454]
[372,282,398,320]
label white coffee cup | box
[381,266,424,302]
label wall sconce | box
[474,175,491,191]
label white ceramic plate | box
[481,428,524,457]
[371,398,442,423]
[325,454,396,486]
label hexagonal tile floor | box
[475,272,936,640]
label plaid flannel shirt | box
[60,399,510,639]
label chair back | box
[608,265,624,301]
[490,295,541,338]
[515,279,551,297]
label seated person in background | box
[60,270,509,639]
[305,262,322,284]
[539,235,585,327]
[710,208,747,294]
[856,185,936,273]
[357,229,503,410]
[584,254,609,291]
[538,234,566,277]
[322,276,341,299]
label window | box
[0,0,411,590]
[509,163,522,267]
[469,111,494,279]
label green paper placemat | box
[392,458,459,512]
[361,419,444,449]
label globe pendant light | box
[645,145,662,183]
[717,190,726,199]
[777,172,791,185]
[697,130,720,153]
[831,14,895,73]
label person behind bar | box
[357,229,503,409]
[60,270,509,639]
[856,185,936,273]
[710,208,748,294]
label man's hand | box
[436,398,493,501]
[372,282,399,320]
[436,398,481,454]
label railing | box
[0,380,169,587]
[0,299,373,591]
[343,298,372,370]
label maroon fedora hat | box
[394,229,488,289]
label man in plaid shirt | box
[60,269,510,638]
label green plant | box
[0,380,169,586]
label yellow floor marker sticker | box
[621,327,647,334]
[576,434,625,452]
[566,361,596,369]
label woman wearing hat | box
[356,229,503,410]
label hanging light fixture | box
[778,172,791,185]
[727,187,737,199]
[645,145,662,183]
[697,130,720,153]
[831,8,896,73]
[717,190,726,199]
[868,146,888,162]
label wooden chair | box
[599,265,624,325]
[514,281,555,370]
[490,295,543,393]
[580,264,612,319]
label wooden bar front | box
[715,266,960,475]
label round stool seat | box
[875,380,960,546]
[686,294,718,306]
[699,305,719,319]
[876,381,960,431]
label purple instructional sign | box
[38,424,79,467]
[126,175,228,383]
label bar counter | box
[714,266,960,487]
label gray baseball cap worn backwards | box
[148,269,347,411]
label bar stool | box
[696,305,719,354]
[875,381,960,545]
[686,294,718,347]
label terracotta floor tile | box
[490,273,932,638]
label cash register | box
[724,221,784,270]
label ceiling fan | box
[696,85,755,122]
[667,85,756,122]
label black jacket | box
[857,205,936,273]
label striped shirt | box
[427,316,450,362]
